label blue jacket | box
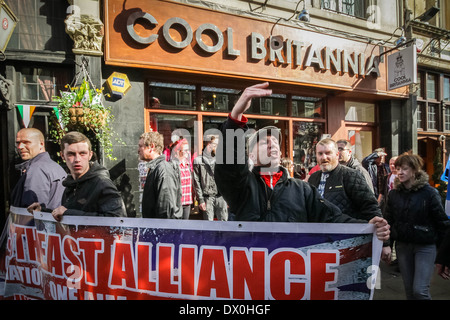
[11,152,67,209]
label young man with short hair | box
[139,131,182,219]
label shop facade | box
[103,0,410,215]
[404,3,450,182]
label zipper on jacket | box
[258,176,272,211]
[260,176,281,211]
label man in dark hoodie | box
[28,131,126,220]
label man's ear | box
[39,140,45,151]
[89,151,94,160]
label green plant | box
[50,78,120,161]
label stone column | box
[65,0,103,88]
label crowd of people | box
[10,82,450,300]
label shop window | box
[293,122,325,176]
[416,71,423,98]
[203,116,227,135]
[5,0,70,51]
[292,97,323,118]
[320,0,370,19]
[201,86,240,112]
[202,116,227,154]
[426,73,437,100]
[148,113,197,159]
[427,103,438,130]
[344,101,375,122]
[17,66,72,102]
[348,130,372,162]
[417,102,425,130]
[245,95,287,116]
[444,77,450,101]
[444,107,450,131]
[150,82,196,110]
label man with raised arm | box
[214,82,390,242]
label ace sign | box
[388,44,417,90]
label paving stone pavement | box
[373,261,450,300]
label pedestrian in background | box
[193,135,228,221]
[336,139,373,193]
[309,138,382,222]
[172,138,193,219]
[280,157,294,177]
[363,148,390,203]
[12,128,66,210]
[387,156,398,191]
[384,153,450,299]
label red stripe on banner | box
[338,242,372,265]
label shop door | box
[347,129,373,162]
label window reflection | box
[293,122,325,179]
[150,82,196,110]
[149,113,197,160]
[292,96,323,118]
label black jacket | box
[214,117,364,223]
[385,171,449,244]
[308,165,382,221]
[142,155,182,219]
[362,152,389,198]
[62,162,126,217]
[345,156,374,194]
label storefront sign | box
[0,1,17,52]
[105,0,405,95]
[1,207,382,300]
[387,44,417,90]
[125,14,379,78]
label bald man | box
[10,128,67,210]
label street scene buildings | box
[0,0,449,300]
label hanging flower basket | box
[68,104,107,128]
[51,77,118,161]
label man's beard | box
[319,161,334,172]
